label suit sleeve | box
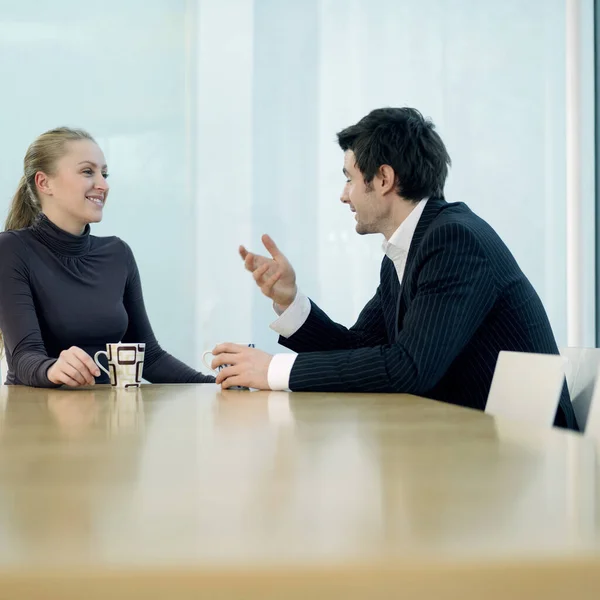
[0,234,58,387]
[278,262,391,353]
[121,242,215,383]
[288,223,498,394]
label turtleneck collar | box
[30,213,91,257]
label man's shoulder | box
[430,201,485,227]
[424,201,502,247]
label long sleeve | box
[269,290,312,338]
[121,242,214,384]
[0,233,58,387]
[288,224,498,395]
[267,353,297,390]
[278,282,389,354]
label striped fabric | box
[280,197,578,431]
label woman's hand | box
[47,346,100,387]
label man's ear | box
[377,164,396,195]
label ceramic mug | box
[202,343,255,390]
[94,342,145,389]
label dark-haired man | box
[211,107,578,430]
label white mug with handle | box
[94,342,145,389]
[203,343,255,390]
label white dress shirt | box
[267,199,429,391]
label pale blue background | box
[0,0,595,374]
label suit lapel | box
[404,196,448,274]
[395,197,448,328]
[387,256,401,342]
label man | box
[211,107,578,430]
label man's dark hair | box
[336,107,451,201]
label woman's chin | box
[85,209,104,224]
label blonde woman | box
[0,127,214,387]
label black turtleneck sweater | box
[0,214,215,387]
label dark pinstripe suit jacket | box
[279,197,578,431]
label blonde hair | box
[1,127,96,357]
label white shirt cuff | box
[270,290,311,338]
[267,353,297,391]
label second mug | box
[203,343,255,390]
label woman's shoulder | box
[0,229,32,273]
[0,228,30,252]
[89,234,135,262]
[89,233,130,251]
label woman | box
[0,127,214,387]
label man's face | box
[340,150,387,235]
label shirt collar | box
[31,212,91,257]
[381,198,429,260]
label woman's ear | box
[34,171,52,197]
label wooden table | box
[0,383,599,599]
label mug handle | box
[202,351,215,372]
[94,351,111,378]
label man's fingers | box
[261,234,283,260]
[216,364,246,389]
[211,352,239,370]
[212,343,245,357]
[245,252,272,274]
[215,365,238,385]
[260,271,282,297]
[212,343,238,355]
[253,262,271,284]
[239,245,249,261]
[221,375,246,390]
[243,252,257,271]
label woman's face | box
[37,139,109,234]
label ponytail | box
[4,175,39,232]
[1,176,39,356]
